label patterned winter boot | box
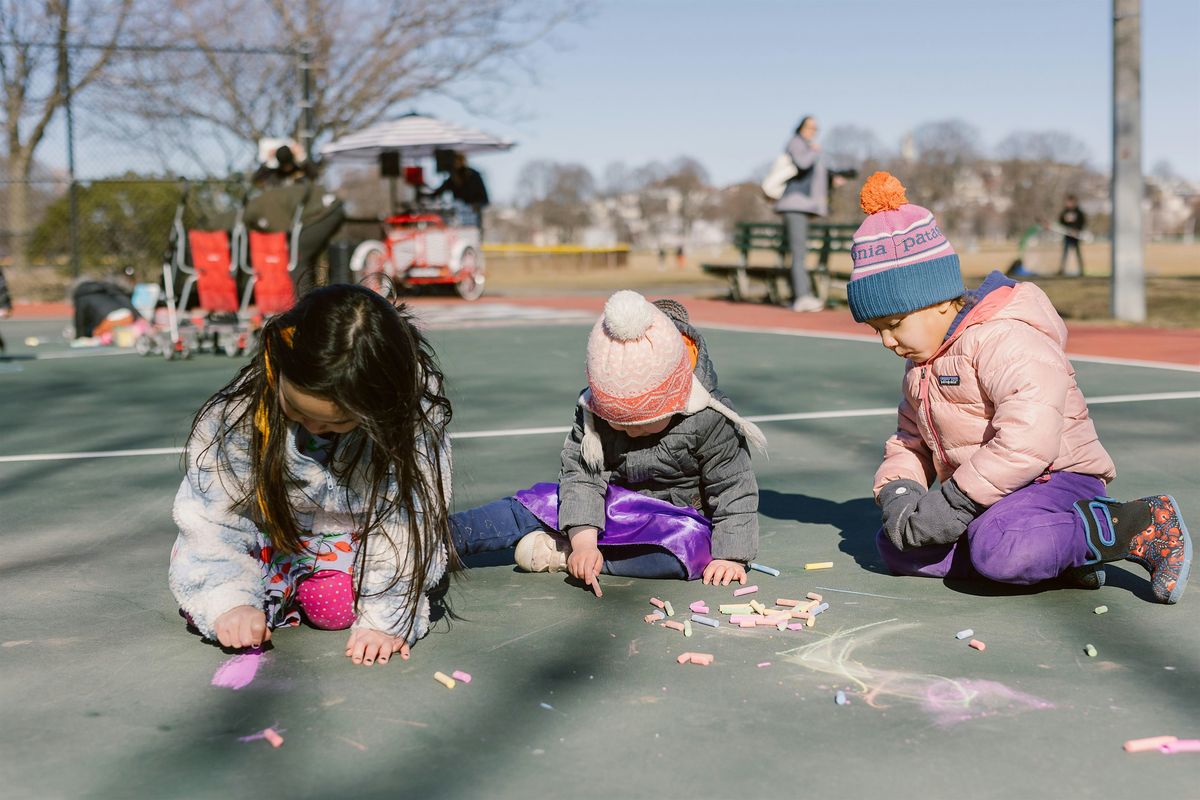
[1074,494,1192,604]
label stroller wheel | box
[135,334,154,356]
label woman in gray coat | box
[775,116,830,312]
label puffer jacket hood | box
[875,272,1116,507]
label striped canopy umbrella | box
[320,113,515,162]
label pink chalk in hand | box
[1123,735,1178,753]
[451,670,472,684]
[732,585,759,597]
[262,728,284,748]
[689,601,709,614]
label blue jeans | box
[450,497,687,579]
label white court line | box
[702,321,1200,373]
[3,390,1197,465]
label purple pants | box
[876,471,1104,585]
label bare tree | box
[906,119,982,234]
[657,156,710,238]
[103,0,585,171]
[1,0,131,270]
[515,159,594,242]
[995,130,1094,236]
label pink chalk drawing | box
[777,619,1053,727]
[212,647,266,690]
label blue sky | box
[421,0,1200,202]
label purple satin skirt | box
[513,482,712,580]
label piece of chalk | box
[691,614,720,628]
[664,601,675,617]
[748,600,768,615]
[804,562,833,570]
[791,610,812,621]
[749,563,780,577]
[433,671,457,689]
[719,604,754,615]
[776,598,800,607]
[262,728,284,748]
[756,617,783,627]
[739,620,757,628]
[733,585,759,597]
[811,602,830,616]
[590,576,603,598]
[955,629,974,640]
[757,661,771,668]
[835,690,848,705]
[688,652,713,665]
[451,670,472,684]
[1123,735,1178,753]
[676,652,693,665]
[1084,644,1097,657]
[799,599,820,612]
[649,597,666,609]
[539,702,554,711]
[968,639,986,651]
[689,601,709,614]
[787,622,805,631]
[729,614,758,624]
[806,592,823,602]
[805,616,815,627]
[1094,605,1108,615]
[776,620,788,631]
[661,620,685,632]
[644,611,666,623]
[683,620,693,638]
[1159,739,1200,754]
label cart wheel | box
[351,241,390,294]
[455,247,486,301]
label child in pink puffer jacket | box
[846,172,1191,604]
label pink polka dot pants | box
[296,570,356,630]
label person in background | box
[1057,193,1087,276]
[774,116,845,312]
[430,152,490,230]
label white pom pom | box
[603,290,654,341]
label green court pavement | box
[1,316,1198,799]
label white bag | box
[760,153,798,200]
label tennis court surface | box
[2,299,1197,799]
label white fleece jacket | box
[168,399,450,643]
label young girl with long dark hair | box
[169,284,455,665]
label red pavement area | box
[14,296,1199,366]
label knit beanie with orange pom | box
[846,172,965,322]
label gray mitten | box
[894,479,983,550]
[878,479,927,549]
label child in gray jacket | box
[450,291,765,591]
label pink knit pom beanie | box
[578,291,766,470]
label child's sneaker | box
[1063,564,1106,590]
[1076,494,1192,604]
[514,530,569,573]
[1126,495,1191,604]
